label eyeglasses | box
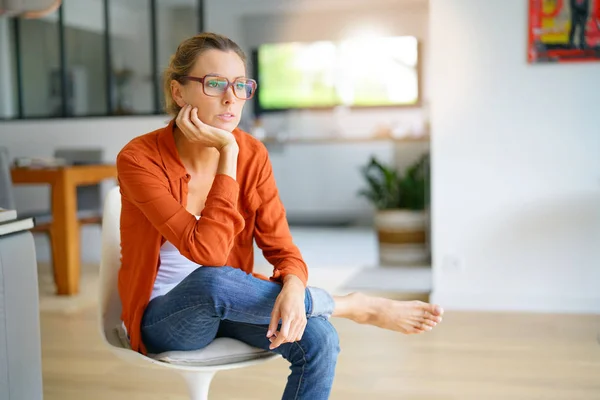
[181,74,258,100]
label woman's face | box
[174,49,247,132]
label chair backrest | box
[54,148,103,212]
[98,186,124,347]
[0,147,16,210]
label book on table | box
[0,208,35,236]
[0,208,17,223]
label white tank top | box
[150,216,202,301]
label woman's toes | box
[424,319,437,328]
[359,297,444,334]
[431,304,444,316]
[411,318,437,333]
[422,311,443,324]
[411,320,431,333]
[413,301,444,317]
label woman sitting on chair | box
[116,32,444,400]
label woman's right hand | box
[176,104,237,150]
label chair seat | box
[115,323,276,367]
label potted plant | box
[358,153,430,266]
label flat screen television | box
[252,36,420,114]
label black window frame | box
[2,0,204,121]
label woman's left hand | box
[267,275,307,350]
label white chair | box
[98,186,279,400]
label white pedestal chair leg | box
[180,371,217,400]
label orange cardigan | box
[116,119,308,354]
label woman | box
[117,32,443,399]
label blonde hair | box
[163,32,247,116]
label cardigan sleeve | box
[252,144,309,286]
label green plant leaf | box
[357,153,429,210]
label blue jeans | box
[141,266,340,400]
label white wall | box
[429,0,600,314]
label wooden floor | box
[41,307,600,399]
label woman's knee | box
[290,317,340,365]
[311,317,340,356]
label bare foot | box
[334,292,444,334]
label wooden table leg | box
[50,171,80,295]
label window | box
[0,17,19,119]
[64,0,108,116]
[1,0,204,120]
[109,0,154,115]
[156,0,201,111]
[19,10,61,118]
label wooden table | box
[11,164,117,295]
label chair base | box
[180,370,216,400]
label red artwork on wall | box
[528,0,600,62]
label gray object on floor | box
[342,266,432,293]
[0,230,43,400]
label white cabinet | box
[0,230,43,400]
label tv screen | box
[255,36,420,112]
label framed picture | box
[528,0,600,63]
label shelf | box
[261,135,430,145]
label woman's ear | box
[171,80,186,108]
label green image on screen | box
[257,36,419,110]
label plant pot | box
[374,209,429,266]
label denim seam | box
[219,320,268,329]
[142,303,271,329]
[292,341,307,400]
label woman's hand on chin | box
[176,104,237,150]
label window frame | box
[1,0,204,121]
